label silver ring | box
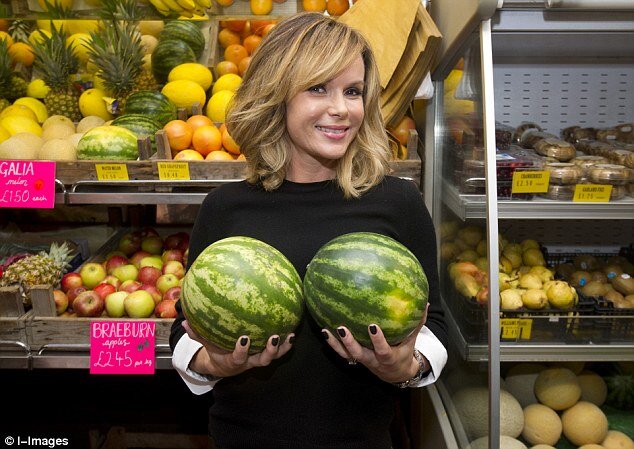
[348,358,357,365]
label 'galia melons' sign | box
[0,160,56,208]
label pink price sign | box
[0,160,56,208]
[90,321,156,375]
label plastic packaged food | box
[607,149,632,166]
[513,122,542,143]
[495,123,514,151]
[616,123,633,143]
[544,162,585,185]
[625,152,634,169]
[520,130,558,149]
[562,126,579,143]
[570,127,596,143]
[533,138,576,161]
[496,145,543,180]
[587,164,632,186]
[596,128,620,142]
[571,155,609,173]
[610,185,627,201]
[627,183,634,197]
[539,184,575,201]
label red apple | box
[163,232,187,250]
[140,227,160,238]
[67,285,87,309]
[155,299,178,318]
[104,291,128,317]
[139,284,162,304]
[60,311,77,318]
[177,233,189,252]
[105,255,129,275]
[102,275,122,290]
[120,280,142,293]
[79,262,107,289]
[124,290,156,318]
[53,289,69,315]
[93,282,117,300]
[112,264,138,282]
[162,260,185,279]
[141,235,164,255]
[137,266,162,285]
[130,251,152,268]
[163,286,181,302]
[118,233,142,257]
[156,274,179,294]
[61,272,83,292]
[161,249,183,264]
[73,290,104,317]
[105,250,127,260]
[139,256,163,270]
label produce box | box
[211,0,301,17]
[0,286,31,350]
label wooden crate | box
[0,286,30,348]
[212,0,301,19]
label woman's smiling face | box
[285,55,365,182]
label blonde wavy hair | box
[226,12,391,198]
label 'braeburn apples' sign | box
[90,321,156,374]
[0,160,56,209]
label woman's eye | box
[345,88,362,96]
[308,85,325,93]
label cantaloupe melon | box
[37,138,77,161]
[578,445,605,449]
[522,403,562,446]
[562,401,609,446]
[505,363,547,408]
[530,445,557,449]
[578,370,608,406]
[452,387,524,440]
[467,435,527,449]
[42,123,75,141]
[551,361,586,375]
[0,133,43,159]
[601,430,634,449]
[534,368,581,410]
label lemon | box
[212,73,242,95]
[161,80,207,115]
[168,63,213,91]
[36,19,68,33]
[138,20,164,38]
[78,88,114,121]
[28,29,51,46]
[67,33,92,64]
[13,98,49,124]
[206,90,235,123]
[0,104,39,122]
[67,20,100,35]
[0,115,42,136]
[0,31,14,48]
[0,125,10,143]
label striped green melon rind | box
[123,91,177,127]
[304,232,428,348]
[159,21,205,59]
[151,39,197,84]
[76,125,139,160]
[182,236,304,354]
[111,114,162,152]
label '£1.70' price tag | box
[511,171,549,194]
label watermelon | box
[111,114,162,152]
[181,236,304,354]
[76,125,139,160]
[151,39,196,84]
[160,21,205,59]
[123,91,177,127]
[304,232,428,348]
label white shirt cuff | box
[172,334,220,395]
[409,326,448,388]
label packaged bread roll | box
[534,138,576,161]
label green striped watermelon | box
[151,39,196,84]
[160,21,205,59]
[124,91,177,127]
[76,125,139,160]
[111,114,162,152]
[304,232,428,348]
[181,236,304,354]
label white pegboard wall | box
[494,64,633,135]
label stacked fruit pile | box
[54,228,188,318]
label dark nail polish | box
[321,330,329,340]
[369,324,377,335]
[337,328,346,338]
[271,336,279,347]
[289,335,295,344]
[240,336,248,346]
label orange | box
[163,119,193,151]
[187,114,214,132]
[219,123,227,134]
[239,21,252,39]
[326,0,349,16]
[205,150,234,161]
[261,23,276,37]
[192,124,222,156]
[224,44,248,66]
[243,34,262,55]
[173,149,204,161]
[238,56,251,76]
[216,60,239,77]
[220,20,246,33]
[302,0,326,12]
[215,0,234,5]
[221,127,240,154]
[8,42,34,67]
[250,20,275,36]
[250,0,273,15]
[388,115,416,147]
[218,28,241,49]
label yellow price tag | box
[573,184,612,202]
[511,171,549,193]
[500,318,532,340]
[95,164,129,181]
[157,162,190,180]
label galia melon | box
[534,368,581,410]
[522,403,562,446]
[578,370,608,406]
[467,436,527,449]
[504,363,547,408]
[601,430,634,449]
[562,401,609,446]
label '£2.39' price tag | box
[157,162,190,180]
[573,184,612,202]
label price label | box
[500,318,532,340]
[90,321,155,375]
[95,163,129,181]
[511,171,549,193]
[157,162,190,180]
[573,184,612,202]
[0,160,56,208]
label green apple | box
[124,290,155,318]
[79,262,107,289]
[112,264,138,282]
[156,274,179,294]
[139,256,163,270]
[105,291,128,318]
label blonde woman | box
[170,12,447,449]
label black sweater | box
[170,176,448,449]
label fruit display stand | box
[0,285,31,369]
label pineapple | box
[32,24,82,121]
[87,21,150,112]
[99,0,143,21]
[0,39,28,103]
[0,242,75,304]
[8,20,32,44]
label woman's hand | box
[182,320,295,378]
[321,304,429,384]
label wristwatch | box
[393,349,431,389]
